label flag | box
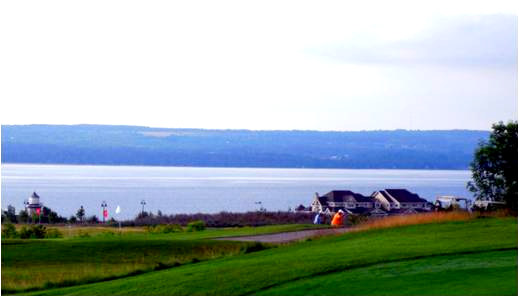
[115,205,121,214]
[103,209,108,218]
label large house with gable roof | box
[308,188,430,217]
[311,190,387,217]
[371,189,429,211]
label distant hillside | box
[1,125,490,169]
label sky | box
[0,0,517,131]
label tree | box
[467,121,518,212]
[48,210,59,224]
[76,206,85,223]
[69,216,77,224]
[5,205,17,223]
[86,215,99,224]
[18,210,29,223]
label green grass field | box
[7,217,515,296]
[1,224,322,294]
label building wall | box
[372,192,392,211]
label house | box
[371,189,429,211]
[311,190,382,215]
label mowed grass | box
[258,250,518,295]
[1,224,322,294]
[29,217,517,296]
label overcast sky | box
[0,0,517,131]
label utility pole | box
[140,200,146,216]
[255,201,264,212]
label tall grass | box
[1,237,262,294]
[353,211,474,232]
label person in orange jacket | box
[331,209,345,227]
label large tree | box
[468,121,518,212]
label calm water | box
[1,164,473,219]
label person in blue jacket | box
[313,212,322,224]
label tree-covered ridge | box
[1,124,489,169]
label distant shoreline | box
[1,162,471,171]
[2,125,487,170]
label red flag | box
[103,209,108,218]
[36,208,41,215]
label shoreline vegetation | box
[1,125,489,170]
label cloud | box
[309,14,517,68]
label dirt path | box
[215,227,349,243]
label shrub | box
[127,211,315,227]
[19,225,47,239]
[2,223,18,238]
[186,220,206,232]
[161,224,182,233]
[45,228,63,238]
[19,226,31,239]
[147,224,183,234]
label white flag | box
[115,205,121,214]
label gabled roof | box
[378,190,393,201]
[384,189,427,203]
[321,190,373,203]
[317,197,328,205]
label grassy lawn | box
[258,250,518,295]
[1,224,322,294]
[25,217,517,296]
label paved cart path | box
[215,227,349,243]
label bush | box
[2,223,18,238]
[19,226,31,239]
[45,228,63,238]
[186,220,206,232]
[19,225,47,239]
[147,224,183,234]
[161,224,183,233]
[126,211,315,228]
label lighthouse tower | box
[26,192,42,215]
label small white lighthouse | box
[26,192,42,215]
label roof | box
[385,189,427,203]
[378,190,393,201]
[321,190,374,203]
[31,192,40,198]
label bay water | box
[1,164,472,220]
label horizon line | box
[1,123,498,133]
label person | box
[331,209,345,227]
[313,212,322,224]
